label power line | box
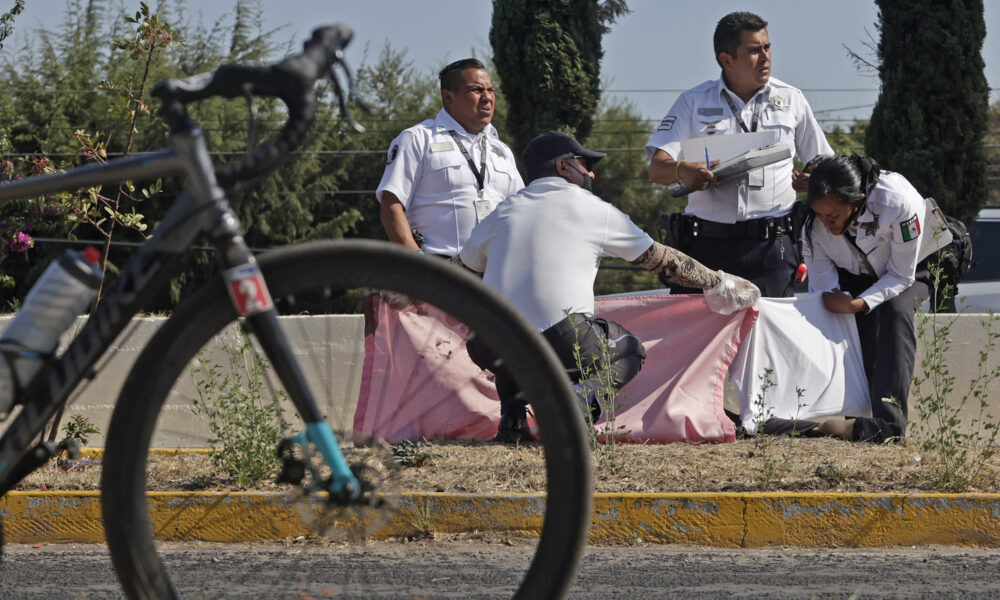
[6,87,999,94]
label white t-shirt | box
[645,76,833,223]
[376,109,523,256]
[460,177,654,331]
[804,171,927,311]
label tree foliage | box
[0,0,673,309]
[489,0,603,156]
[0,0,442,310]
[0,0,23,50]
[588,100,680,295]
[865,0,989,224]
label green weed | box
[912,255,1000,491]
[570,317,632,474]
[189,327,290,488]
[62,415,99,447]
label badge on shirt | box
[899,214,921,242]
[859,213,879,237]
[748,167,764,187]
[490,143,507,159]
[700,119,723,135]
[769,95,789,111]
[697,107,724,116]
[430,141,455,152]
[386,144,399,164]
[657,115,677,131]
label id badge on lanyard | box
[449,131,491,222]
[474,198,491,222]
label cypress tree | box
[489,0,603,155]
[865,0,988,224]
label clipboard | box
[668,143,792,198]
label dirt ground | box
[15,436,1000,494]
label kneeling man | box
[459,131,760,441]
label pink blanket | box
[355,293,756,443]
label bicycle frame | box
[0,126,360,498]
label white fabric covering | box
[729,294,871,435]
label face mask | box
[565,160,593,192]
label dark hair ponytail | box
[848,153,881,198]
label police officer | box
[376,58,523,257]
[459,132,760,442]
[646,11,833,297]
[793,154,932,443]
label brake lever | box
[339,57,371,115]
[328,58,370,133]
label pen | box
[704,146,712,189]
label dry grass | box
[13,437,1000,494]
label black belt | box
[680,214,793,240]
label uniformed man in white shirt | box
[459,131,760,442]
[646,11,834,297]
[376,58,523,257]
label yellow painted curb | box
[3,492,999,547]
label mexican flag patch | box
[899,214,921,242]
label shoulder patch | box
[490,143,507,159]
[386,144,399,165]
[899,214,921,242]
[657,115,677,132]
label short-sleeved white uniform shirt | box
[460,177,654,331]
[645,76,833,223]
[804,171,927,311]
[376,109,523,256]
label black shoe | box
[495,413,534,443]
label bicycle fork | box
[211,210,361,501]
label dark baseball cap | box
[521,131,606,175]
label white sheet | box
[729,293,871,434]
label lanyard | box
[448,131,487,198]
[721,90,763,133]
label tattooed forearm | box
[632,242,721,290]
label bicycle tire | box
[101,240,592,600]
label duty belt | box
[660,213,794,241]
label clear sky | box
[7,0,1000,130]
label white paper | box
[729,294,872,435]
[680,131,777,165]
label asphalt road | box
[4,541,1000,599]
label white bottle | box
[0,247,102,418]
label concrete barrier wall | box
[0,315,366,448]
[1,312,999,447]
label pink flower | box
[8,231,34,252]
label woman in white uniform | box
[801,154,931,442]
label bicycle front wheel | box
[101,240,592,600]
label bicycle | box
[0,24,592,599]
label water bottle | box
[0,247,102,418]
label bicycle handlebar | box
[152,24,354,188]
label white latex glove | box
[704,270,760,315]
